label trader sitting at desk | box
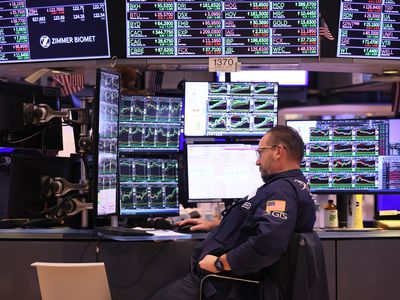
[150,125,316,300]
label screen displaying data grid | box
[94,69,120,216]
[288,119,400,193]
[118,96,183,152]
[126,0,319,57]
[186,143,264,201]
[337,0,400,59]
[0,0,110,63]
[184,82,278,137]
[119,157,180,216]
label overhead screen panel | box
[0,0,110,63]
[126,0,319,57]
[337,0,400,59]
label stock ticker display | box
[119,157,179,216]
[185,82,278,137]
[126,0,319,57]
[288,119,400,193]
[119,96,183,152]
[0,0,110,63]
[96,70,120,216]
[337,0,400,59]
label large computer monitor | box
[336,0,400,60]
[118,95,183,152]
[184,82,278,137]
[186,143,264,202]
[217,70,309,86]
[0,1,110,63]
[92,68,120,217]
[125,0,319,57]
[119,155,180,217]
[287,119,400,193]
[0,82,63,151]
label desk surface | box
[1,227,400,241]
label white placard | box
[209,57,240,72]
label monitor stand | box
[94,216,153,237]
[336,194,353,228]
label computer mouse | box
[177,224,194,233]
[177,224,209,234]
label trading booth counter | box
[0,229,399,300]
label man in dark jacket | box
[150,125,316,300]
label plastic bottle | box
[324,200,338,228]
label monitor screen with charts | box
[92,68,120,217]
[184,82,278,137]
[287,119,400,193]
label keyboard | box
[95,226,153,236]
[376,220,400,229]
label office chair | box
[200,232,329,300]
[31,262,112,300]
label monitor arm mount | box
[42,176,93,220]
[23,103,90,126]
[26,97,94,227]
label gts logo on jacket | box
[266,210,288,220]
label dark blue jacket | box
[192,169,315,277]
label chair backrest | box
[31,262,112,300]
[264,232,329,300]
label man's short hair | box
[267,125,304,163]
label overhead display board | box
[337,0,400,59]
[0,0,110,63]
[126,0,319,57]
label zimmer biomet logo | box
[40,35,51,48]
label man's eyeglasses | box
[255,145,277,159]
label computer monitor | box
[92,69,120,217]
[336,0,400,59]
[119,155,180,217]
[186,143,264,202]
[287,119,400,193]
[375,194,400,221]
[184,82,278,137]
[217,70,309,86]
[0,1,110,63]
[7,153,76,219]
[118,96,183,152]
[0,82,63,151]
[125,0,319,57]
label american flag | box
[319,18,334,41]
[52,72,85,97]
[266,200,286,212]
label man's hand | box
[198,255,219,273]
[199,254,231,273]
[176,218,220,232]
